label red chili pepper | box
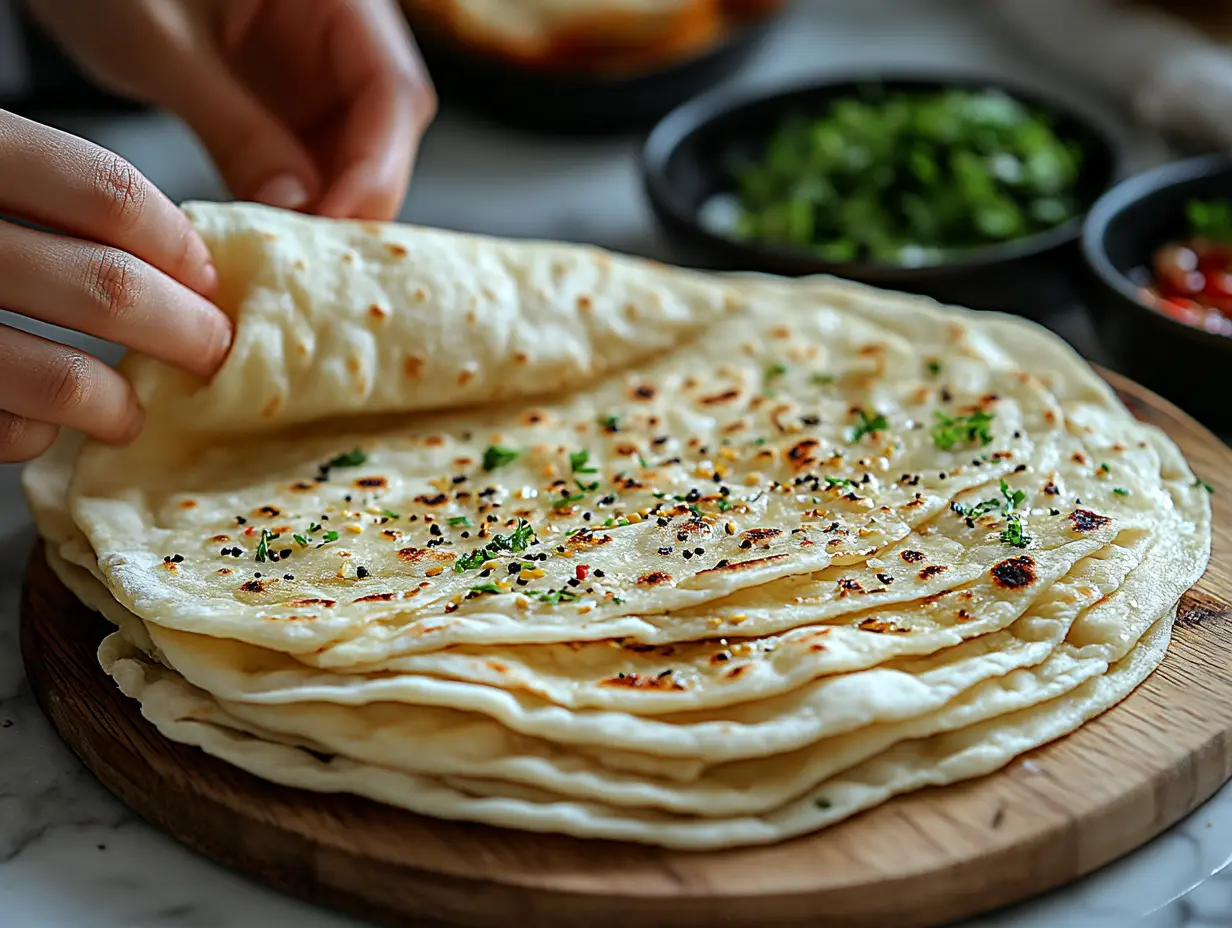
[244,526,255,536]
[576,564,590,581]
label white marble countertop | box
[1,2,1229,925]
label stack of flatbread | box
[24,202,1211,851]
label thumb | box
[158,54,322,210]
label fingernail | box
[254,173,310,211]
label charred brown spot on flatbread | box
[991,556,1036,589]
[918,565,948,581]
[900,550,926,563]
[1069,509,1111,533]
[600,671,684,691]
[637,571,673,587]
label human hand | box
[0,112,230,463]
[27,0,437,221]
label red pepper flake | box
[244,526,255,536]
[576,564,590,581]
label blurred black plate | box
[416,13,782,136]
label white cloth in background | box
[990,0,1232,148]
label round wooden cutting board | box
[19,370,1232,928]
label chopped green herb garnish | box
[926,360,942,377]
[848,408,888,443]
[1098,462,1110,475]
[469,583,504,595]
[453,520,537,573]
[309,522,322,533]
[1187,198,1232,243]
[752,437,768,446]
[612,597,626,605]
[482,445,521,472]
[575,479,600,492]
[718,499,735,512]
[255,529,273,563]
[637,454,650,469]
[931,409,995,450]
[688,504,704,518]
[732,89,1084,263]
[951,498,1000,520]
[321,530,340,543]
[1112,487,1130,496]
[325,449,367,469]
[600,415,620,432]
[447,516,471,527]
[379,509,400,519]
[553,492,587,509]
[766,362,788,380]
[824,476,852,489]
[999,479,1026,512]
[527,589,579,605]
[1000,514,1031,548]
[569,450,597,474]
[1194,477,1214,493]
[292,534,309,548]
[812,373,836,386]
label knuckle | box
[84,247,142,323]
[89,149,148,232]
[44,353,94,416]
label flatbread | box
[68,203,1069,661]
[96,616,1174,850]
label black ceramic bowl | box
[641,75,1125,318]
[416,12,782,135]
[1082,153,1232,432]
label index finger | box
[0,110,219,298]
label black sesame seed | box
[516,578,528,586]
[356,566,369,579]
[254,572,262,579]
[1013,464,1028,473]
[658,546,673,555]
[452,475,467,484]
[683,550,693,559]
[429,524,442,537]
[566,578,580,587]
[344,495,352,502]
[739,539,752,549]
[283,574,294,581]
[594,569,606,578]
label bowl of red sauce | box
[1083,153,1232,430]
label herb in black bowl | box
[725,89,1084,265]
[642,75,1125,317]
